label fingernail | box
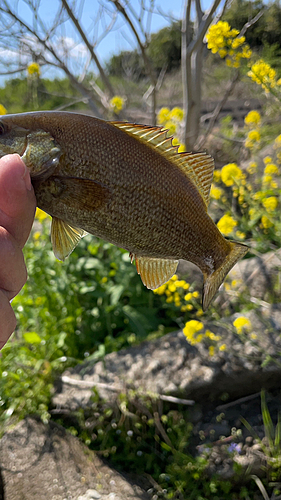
[21,163,32,191]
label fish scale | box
[0,111,248,310]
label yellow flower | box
[236,231,246,240]
[192,291,199,298]
[274,135,281,147]
[219,344,226,351]
[248,60,277,92]
[0,104,7,115]
[261,215,273,228]
[262,196,278,212]
[183,320,204,345]
[184,292,192,301]
[264,163,279,175]
[157,107,170,125]
[210,186,223,200]
[244,110,261,127]
[110,96,124,115]
[233,316,252,334]
[209,346,215,356]
[221,163,243,186]
[263,156,272,164]
[262,174,273,185]
[33,231,41,241]
[153,284,166,295]
[217,214,237,235]
[213,170,221,182]
[27,62,40,76]
[206,21,250,68]
[164,121,176,135]
[169,107,184,122]
[245,130,260,148]
[35,208,49,222]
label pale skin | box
[0,154,36,349]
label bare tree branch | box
[61,0,115,98]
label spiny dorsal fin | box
[51,217,87,261]
[111,122,214,207]
[134,255,178,290]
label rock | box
[0,417,149,500]
[53,305,281,410]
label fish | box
[0,111,248,310]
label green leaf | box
[23,332,42,344]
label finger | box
[0,154,36,248]
[0,291,17,349]
[0,227,27,300]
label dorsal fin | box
[111,122,214,207]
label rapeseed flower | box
[157,107,170,125]
[35,208,49,222]
[263,156,272,164]
[248,60,277,92]
[169,107,184,122]
[261,215,273,228]
[244,110,261,127]
[210,186,223,200]
[264,163,279,175]
[110,96,124,114]
[247,161,257,174]
[262,196,278,212]
[206,21,251,67]
[217,214,237,235]
[0,104,7,115]
[233,316,252,334]
[183,320,204,345]
[221,163,243,186]
[245,130,260,148]
[27,62,40,76]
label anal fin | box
[51,217,87,261]
[134,256,178,290]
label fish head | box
[0,114,62,181]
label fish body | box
[0,111,248,309]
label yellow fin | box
[51,217,87,261]
[134,255,178,290]
[202,241,248,311]
[111,122,214,207]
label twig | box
[216,392,260,411]
[159,394,195,406]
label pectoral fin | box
[52,176,111,212]
[51,217,87,261]
[134,255,178,290]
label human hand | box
[0,154,36,349]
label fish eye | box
[0,121,6,135]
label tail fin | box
[202,241,248,311]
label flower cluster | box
[233,316,252,335]
[110,96,124,115]
[220,163,245,186]
[157,107,185,151]
[0,104,6,115]
[206,21,251,68]
[27,62,40,76]
[217,214,237,236]
[183,320,226,355]
[248,60,280,93]
[153,274,202,313]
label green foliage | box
[106,50,145,81]
[223,0,281,66]
[0,76,86,113]
[148,21,182,73]
[57,391,242,500]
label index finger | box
[0,154,36,248]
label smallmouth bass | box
[0,111,248,310]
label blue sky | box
[0,0,184,82]
[1,0,219,84]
